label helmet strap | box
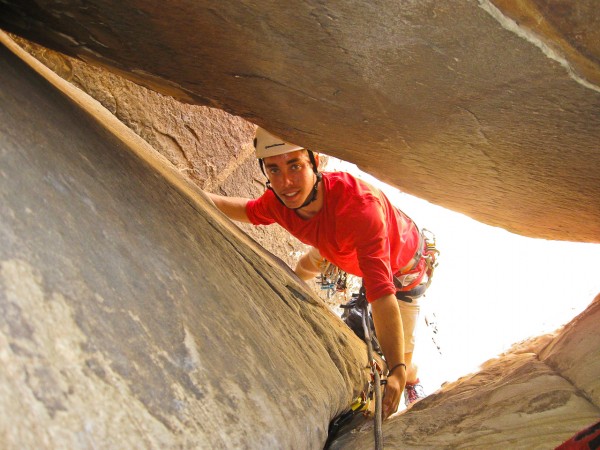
[258,158,267,178]
[306,150,319,175]
[292,172,322,210]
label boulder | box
[1,3,599,448]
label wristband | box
[388,363,407,377]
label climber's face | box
[263,150,319,210]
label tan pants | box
[398,297,420,353]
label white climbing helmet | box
[254,126,304,159]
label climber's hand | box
[382,370,406,419]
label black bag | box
[340,289,383,357]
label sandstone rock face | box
[1,1,599,242]
[0,40,369,449]
[12,37,307,273]
[1,18,599,450]
[329,294,600,449]
[491,0,600,87]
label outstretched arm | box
[371,294,407,419]
[206,192,252,223]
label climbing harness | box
[394,227,439,303]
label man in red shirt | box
[208,127,434,418]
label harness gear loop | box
[394,227,440,302]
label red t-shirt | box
[246,172,420,302]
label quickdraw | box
[317,260,348,298]
[324,390,370,448]
[421,228,440,288]
[324,391,369,449]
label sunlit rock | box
[0,39,368,449]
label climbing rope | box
[325,288,385,449]
[360,293,384,450]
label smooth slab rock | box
[13,36,307,272]
[491,0,600,87]
[0,41,369,449]
[0,1,599,242]
[1,12,600,450]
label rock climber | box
[207,126,437,418]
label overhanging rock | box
[0,1,599,242]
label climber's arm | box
[206,192,251,223]
[371,294,407,419]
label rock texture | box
[1,4,599,449]
[1,0,599,242]
[11,36,307,273]
[0,39,369,449]
[329,294,600,449]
